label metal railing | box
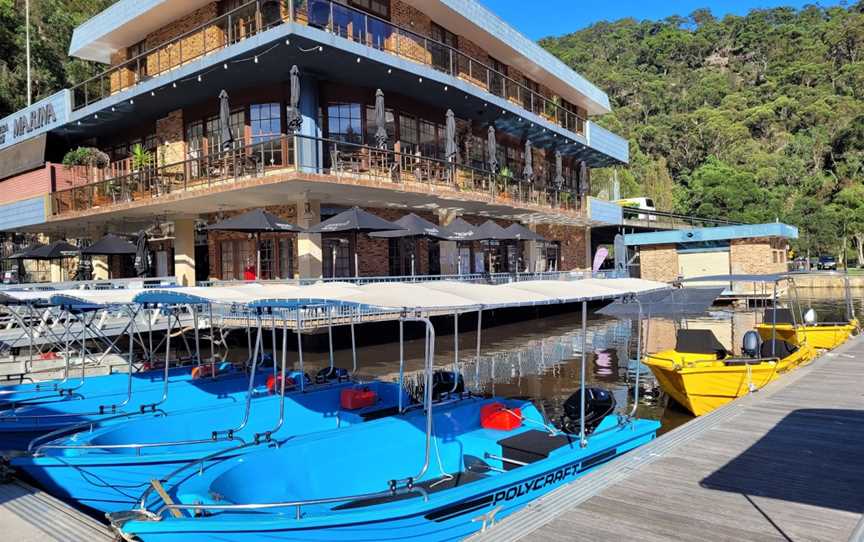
[69,0,586,136]
[621,207,743,228]
[51,134,583,216]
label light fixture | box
[172,82,177,88]
[94,113,99,119]
[111,106,115,112]
[318,46,323,52]
[418,77,423,83]
[501,109,505,114]
[444,85,448,91]
[129,99,134,105]
[285,39,290,45]
[197,75,202,82]
[150,91,155,96]
[254,56,259,63]
[223,63,228,69]
[387,68,392,74]
[77,120,81,125]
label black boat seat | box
[675,329,728,357]
[763,308,795,325]
[497,430,573,471]
[759,338,798,359]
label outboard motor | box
[315,366,349,384]
[561,387,616,435]
[742,330,761,358]
[804,308,817,325]
[431,371,464,401]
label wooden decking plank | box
[474,334,864,542]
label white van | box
[615,197,657,220]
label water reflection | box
[226,289,859,433]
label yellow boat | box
[644,329,817,416]
[754,308,859,350]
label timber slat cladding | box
[474,335,864,542]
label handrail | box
[68,0,586,136]
[621,206,743,227]
[50,133,584,217]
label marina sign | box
[0,90,71,152]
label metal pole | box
[771,281,778,357]
[475,309,483,390]
[296,309,304,392]
[398,319,405,413]
[451,312,459,393]
[192,305,201,365]
[579,300,587,447]
[25,0,32,107]
[327,311,334,372]
[208,303,216,376]
[350,310,357,375]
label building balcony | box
[49,134,586,225]
[70,0,587,138]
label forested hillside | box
[1,1,863,258]
[542,3,864,260]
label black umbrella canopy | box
[81,234,137,256]
[27,241,80,260]
[287,65,303,132]
[369,213,452,240]
[219,89,234,150]
[5,244,44,260]
[523,139,534,182]
[487,126,498,173]
[374,89,388,149]
[207,209,305,233]
[134,230,150,277]
[505,223,547,242]
[445,109,457,162]
[445,217,480,242]
[307,206,402,234]
[474,220,515,241]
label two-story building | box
[0,0,630,285]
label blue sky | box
[480,0,846,40]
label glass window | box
[327,103,363,145]
[250,103,283,166]
[419,120,441,159]
[206,110,246,155]
[489,57,507,98]
[220,240,235,280]
[350,0,390,18]
[398,114,418,155]
[323,237,352,278]
[279,238,294,279]
[127,40,148,82]
[259,238,275,280]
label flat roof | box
[624,223,799,247]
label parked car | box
[818,255,837,270]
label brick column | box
[173,219,196,286]
[296,196,322,278]
[437,209,460,275]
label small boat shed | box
[624,223,798,284]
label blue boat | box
[109,316,661,541]
[12,378,405,512]
[110,395,658,541]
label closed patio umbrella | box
[487,126,498,173]
[374,89,388,149]
[445,109,457,163]
[287,65,303,132]
[207,209,305,279]
[579,160,589,195]
[307,207,401,277]
[134,230,150,278]
[554,151,565,188]
[523,139,534,182]
[219,89,234,151]
[370,213,453,276]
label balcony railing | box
[50,134,583,217]
[70,0,586,135]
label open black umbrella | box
[207,209,305,279]
[134,231,150,278]
[287,65,303,132]
[5,244,43,260]
[523,139,534,182]
[219,89,234,151]
[81,234,137,256]
[307,207,401,277]
[370,214,453,276]
[374,89,388,149]
[474,220,514,241]
[487,126,498,173]
[504,223,546,242]
[27,241,79,260]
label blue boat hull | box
[117,399,659,541]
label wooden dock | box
[0,479,112,541]
[475,335,864,542]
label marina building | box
[0,0,630,285]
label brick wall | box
[156,109,186,167]
[639,244,679,283]
[390,1,433,64]
[0,165,53,205]
[536,223,587,271]
[730,238,788,275]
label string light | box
[129,99,134,105]
[197,75,202,82]
[223,63,228,69]
[254,56,259,63]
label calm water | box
[228,289,862,434]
